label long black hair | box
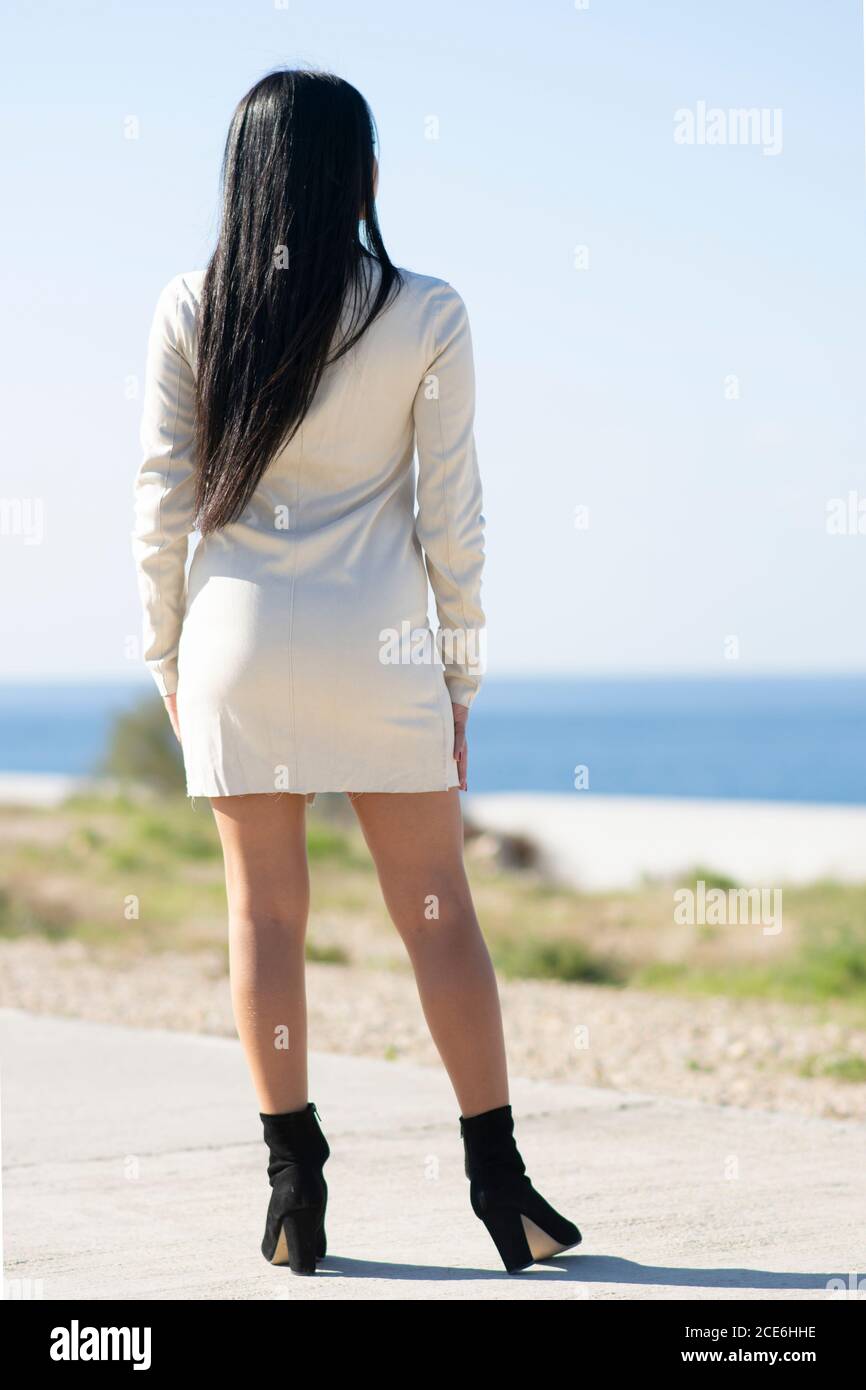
[194,69,403,534]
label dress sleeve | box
[131,276,198,698]
[412,283,486,710]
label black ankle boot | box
[260,1102,330,1274]
[460,1104,581,1272]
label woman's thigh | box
[210,792,310,920]
[347,790,475,931]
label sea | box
[0,675,864,804]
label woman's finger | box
[451,701,469,790]
[453,728,468,790]
[164,694,182,744]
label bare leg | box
[210,793,310,1113]
[348,789,509,1117]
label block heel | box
[479,1206,534,1273]
[275,1206,324,1275]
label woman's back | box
[133,260,485,797]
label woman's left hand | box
[452,702,469,790]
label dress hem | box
[186,780,461,802]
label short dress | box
[131,261,486,799]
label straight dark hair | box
[194,69,403,534]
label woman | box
[132,68,580,1275]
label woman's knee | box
[228,900,309,939]
[388,879,477,940]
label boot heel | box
[277,1207,323,1275]
[480,1206,534,1273]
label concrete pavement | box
[1,1009,863,1301]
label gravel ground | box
[1,936,864,1120]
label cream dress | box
[131,262,486,798]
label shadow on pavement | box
[306,1254,842,1290]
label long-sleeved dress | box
[131,262,486,798]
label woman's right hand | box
[452,702,469,791]
[164,693,182,744]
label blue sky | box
[2,0,865,680]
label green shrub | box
[0,886,76,941]
[491,935,625,985]
[305,941,350,964]
[100,696,185,792]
